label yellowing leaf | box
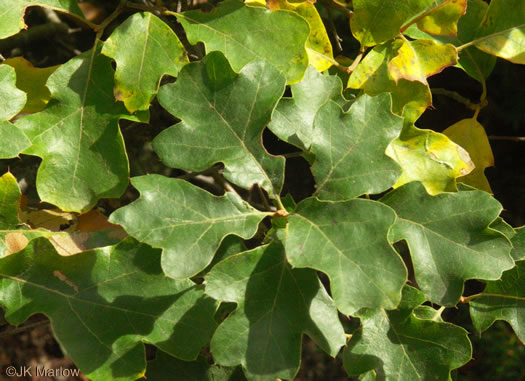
[18,208,77,232]
[443,118,494,193]
[416,0,467,36]
[386,125,474,195]
[3,57,58,114]
[348,40,431,123]
[388,39,458,85]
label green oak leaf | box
[348,41,431,123]
[474,0,525,65]
[381,182,514,306]
[153,52,286,200]
[144,351,247,381]
[386,124,475,195]
[206,242,346,380]
[177,0,310,83]
[267,66,346,151]
[0,0,84,39]
[15,44,134,213]
[0,237,218,381]
[102,12,188,113]
[310,93,403,200]
[109,175,268,279]
[279,197,407,315]
[470,261,525,343]
[489,217,516,241]
[351,0,456,47]
[344,285,472,380]
[0,64,31,158]
[405,0,497,83]
[511,227,525,261]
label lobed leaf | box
[15,44,135,212]
[280,197,407,315]
[109,174,268,279]
[154,52,286,200]
[381,182,514,306]
[470,261,525,343]
[386,125,474,195]
[206,242,346,380]
[102,12,188,113]
[310,93,403,200]
[0,238,218,380]
[268,66,346,151]
[344,285,472,380]
[443,118,494,193]
[177,0,310,83]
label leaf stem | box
[400,0,452,33]
[473,76,488,120]
[432,305,446,321]
[459,293,482,303]
[345,48,366,74]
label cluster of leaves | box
[1,0,524,380]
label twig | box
[431,88,478,110]
[0,320,50,337]
[325,7,343,55]
[319,0,353,17]
[255,184,275,212]
[488,136,525,142]
[94,0,128,33]
[459,293,481,303]
[346,48,365,73]
[473,75,488,120]
[283,152,304,159]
